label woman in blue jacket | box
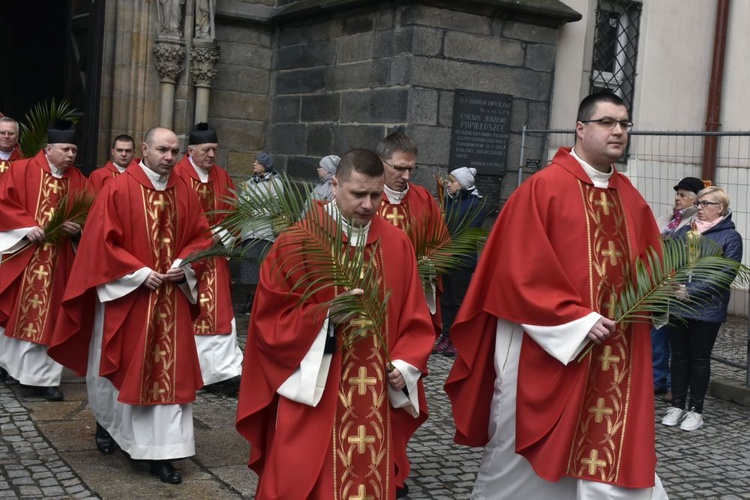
[661,186,743,432]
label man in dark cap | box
[0,116,23,178]
[652,176,704,401]
[88,134,136,194]
[174,122,243,395]
[49,126,212,484]
[0,119,88,401]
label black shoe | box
[396,482,409,498]
[38,386,64,401]
[654,386,668,396]
[95,423,117,455]
[0,367,7,383]
[149,461,182,484]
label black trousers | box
[667,318,721,414]
[439,268,474,339]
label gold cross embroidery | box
[160,237,172,249]
[348,366,377,395]
[197,184,210,198]
[22,324,38,338]
[594,191,614,216]
[581,449,607,476]
[199,294,210,306]
[153,194,170,210]
[49,180,62,194]
[197,320,211,333]
[384,207,404,226]
[350,317,373,330]
[605,294,617,318]
[349,485,374,500]
[28,294,43,309]
[347,425,376,455]
[149,382,165,400]
[598,345,621,371]
[601,241,623,266]
[152,345,167,363]
[0,161,8,173]
[588,397,614,423]
[43,207,55,221]
[32,266,49,281]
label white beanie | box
[450,167,476,190]
[319,155,341,174]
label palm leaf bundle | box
[19,98,79,158]
[578,235,750,362]
[406,200,488,288]
[43,191,96,244]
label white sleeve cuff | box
[96,267,151,302]
[521,312,602,365]
[0,228,34,254]
[277,317,332,407]
[387,359,421,417]
[172,259,198,303]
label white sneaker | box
[680,409,704,431]
[661,407,686,426]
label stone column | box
[190,44,220,123]
[153,40,186,129]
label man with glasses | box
[0,116,23,178]
[446,92,667,498]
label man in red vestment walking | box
[49,127,212,485]
[0,116,23,178]
[0,119,87,401]
[236,148,435,499]
[87,134,136,194]
[174,122,242,394]
[445,93,668,498]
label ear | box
[331,176,339,194]
[575,121,584,142]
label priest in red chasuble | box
[173,122,242,393]
[445,93,669,499]
[236,149,435,499]
[48,127,212,485]
[0,119,87,401]
[376,132,446,339]
[87,134,136,194]
[0,116,23,178]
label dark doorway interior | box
[0,0,104,174]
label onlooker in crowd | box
[652,176,703,402]
[236,148,435,499]
[88,134,136,194]
[434,166,485,357]
[0,119,87,401]
[174,123,243,395]
[445,92,667,498]
[0,116,23,178]
[661,186,742,432]
[377,132,446,339]
[309,154,340,202]
[49,127,212,484]
[238,151,283,312]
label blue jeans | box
[651,325,671,390]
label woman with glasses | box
[661,186,743,431]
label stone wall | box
[265,1,576,208]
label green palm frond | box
[578,236,750,362]
[43,191,96,244]
[19,98,79,158]
[407,200,488,287]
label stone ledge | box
[711,378,750,407]
[216,0,276,24]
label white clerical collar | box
[324,202,371,246]
[383,183,409,204]
[113,163,128,173]
[189,156,210,183]
[0,150,11,161]
[139,160,169,191]
[45,156,65,179]
[571,148,612,189]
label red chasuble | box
[379,183,445,336]
[48,161,213,405]
[0,146,23,178]
[0,151,88,346]
[87,161,124,194]
[445,148,663,488]
[173,156,236,336]
[236,209,435,499]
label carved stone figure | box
[194,0,215,40]
[158,0,186,37]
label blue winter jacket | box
[443,189,486,269]
[670,213,743,323]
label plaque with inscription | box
[449,90,512,176]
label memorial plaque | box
[449,90,512,176]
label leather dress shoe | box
[38,386,64,401]
[149,461,182,484]
[95,423,117,455]
[396,482,409,498]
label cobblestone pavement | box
[0,316,748,499]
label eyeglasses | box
[381,158,418,173]
[579,118,633,131]
[693,200,721,208]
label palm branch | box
[43,191,96,244]
[577,235,750,362]
[19,98,79,158]
[406,200,488,288]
